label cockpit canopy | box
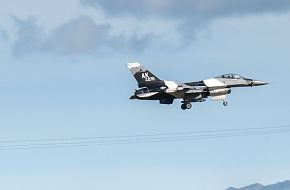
[217,73,245,80]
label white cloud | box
[11,15,156,56]
[0,27,8,40]
[81,0,290,39]
[81,0,290,18]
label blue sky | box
[0,0,290,190]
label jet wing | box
[185,89,204,94]
[175,88,204,102]
[176,83,205,94]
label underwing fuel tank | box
[209,88,231,96]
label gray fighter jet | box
[127,62,268,110]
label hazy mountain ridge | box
[226,180,290,190]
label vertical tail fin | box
[126,62,162,88]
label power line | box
[1,128,289,147]
[0,125,289,143]
[0,125,289,151]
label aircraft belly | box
[167,91,185,98]
[168,91,204,100]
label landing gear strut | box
[181,102,192,110]
[223,101,228,106]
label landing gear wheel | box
[223,101,228,106]
[181,104,187,110]
[186,102,192,109]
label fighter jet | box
[127,62,268,110]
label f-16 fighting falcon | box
[127,62,268,110]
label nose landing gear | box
[223,101,228,106]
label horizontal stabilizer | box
[137,92,159,98]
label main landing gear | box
[181,102,192,110]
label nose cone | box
[251,80,268,86]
